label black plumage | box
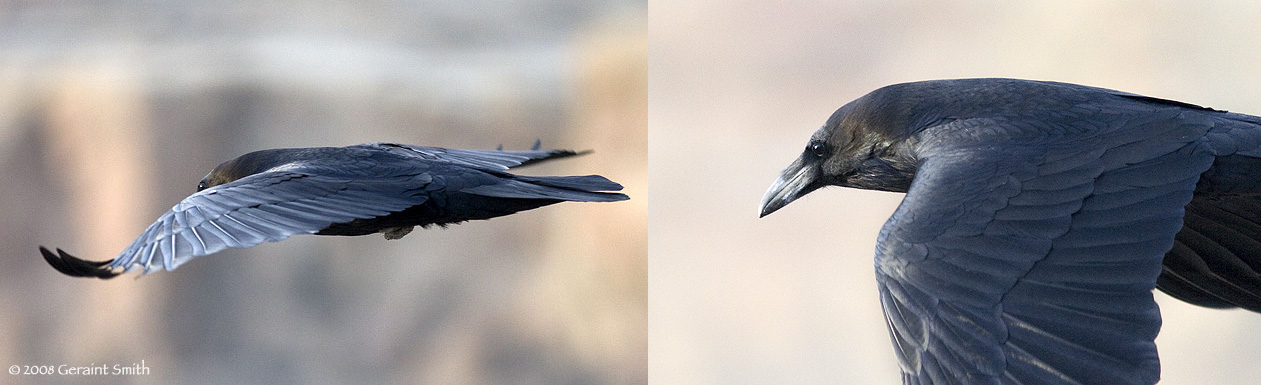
[42,142,628,279]
[760,78,1261,384]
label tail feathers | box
[465,175,629,202]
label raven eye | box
[807,141,827,158]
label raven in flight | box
[760,78,1261,384]
[42,142,628,279]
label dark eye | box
[197,180,208,191]
[807,140,827,158]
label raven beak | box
[760,158,817,217]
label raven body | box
[43,142,628,279]
[761,78,1261,384]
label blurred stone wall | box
[0,2,644,384]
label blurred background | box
[12,1,1261,384]
[651,1,1261,384]
[0,1,644,384]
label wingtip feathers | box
[39,246,120,279]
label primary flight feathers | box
[42,142,627,279]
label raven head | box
[197,148,306,191]
[760,92,923,217]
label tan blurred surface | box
[0,2,644,384]
[650,1,1261,384]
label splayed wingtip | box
[40,246,119,279]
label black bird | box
[42,142,628,279]
[760,78,1261,384]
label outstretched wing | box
[43,170,427,278]
[876,106,1220,384]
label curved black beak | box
[759,157,819,217]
